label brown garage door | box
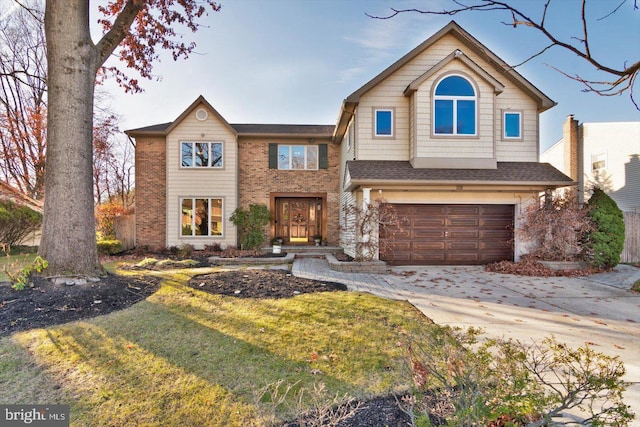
[380,204,514,265]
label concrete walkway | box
[292,258,640,424]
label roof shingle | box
[346,161,574,187]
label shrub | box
[341,198,402,261]
[519,190,593,261]
[5,256,48,290]
[95,201,128,238]
[229,204,271,250]
[400,328,635,426]
[585,187,625,268]
[97,239,123,255]
[0,199,42,250]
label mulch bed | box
[188,269,347,298]
[0,274,159,337]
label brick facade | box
[135,137,166,250]
[238,138,341,245]
[562,114,580,182]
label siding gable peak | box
[404,49,505,96]
[165,95,238,137]
[125,95,238,138]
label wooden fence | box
[114,214,135,252]
[622,211,640,263]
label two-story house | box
[126,21,574,265]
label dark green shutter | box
[319,144,328,169]
[268,143,278,169]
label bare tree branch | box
[368,0,640,109]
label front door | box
[275,198,322,244]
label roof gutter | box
[346,179,577,192]
[332,100,357,143]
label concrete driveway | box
[293,258,640,423]
[383,264,640,424]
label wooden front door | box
[275,198,322,244]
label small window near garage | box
[181,141,223,168]
[592,152,607,171]
[374,108,393,137]
[503,111,522,139]
[181,197,223,237]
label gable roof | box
[334,20,556,142]
[125,95,237,138]
[404,49,505,96]
[344,161,574,192]
[125,96,334,139]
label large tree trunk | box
[39,1,102,276]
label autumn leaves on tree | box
[39,0,220,275]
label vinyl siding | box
[494,89,539,161]
[165,103,238,249]
[582,122,640,211]
[354,34,540,163]
[412,65,494,159]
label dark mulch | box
[188,269,347,298]
[0,274,159,337]
[280,395,414,427]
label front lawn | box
[0,265,435,426]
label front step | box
[262,246,343,258]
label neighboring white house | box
[541,116,640,212]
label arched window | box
[433,75,476,135]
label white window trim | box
[180,141,224,168]
[432,74,478,137]
[502,110,523,141]
[180,197,224,238]
[591,152,607,171]
[277,145,319,170]
[373,108,395,139]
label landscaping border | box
[326,253,389,274]
[208,252,295,265]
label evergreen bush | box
[97,238,123,255]
[0,199,42,250]
[585,188,625,268]
[230,204,271,250]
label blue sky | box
[99,0,640,152]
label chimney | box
[562,114,579,181]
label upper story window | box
[181,141,223,168]
[278,145,318,170]
[374,108,394,137]
[269,143,328,170]
[592,152,607,171]
[434,75,476,136]
[503,111,522,139]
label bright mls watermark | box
[1,405,69,426]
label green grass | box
[0,264,438,426]
[0,252,39,282]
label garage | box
[380,204,514,265]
